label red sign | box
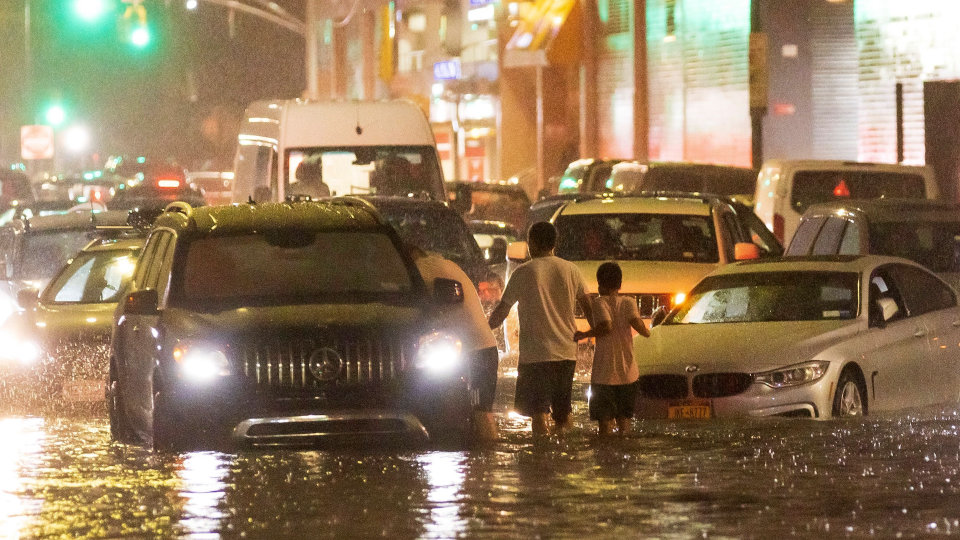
[21,125,54,160]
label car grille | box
[576,293,672,318]
[692,373,753,398]
[235,333,409,389]
[637,375,688,399]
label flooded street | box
[3,379,960,538]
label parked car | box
[752,160,939,245]
[0,235,143,410]
[629,162,758,206]
[109,170,206,211]
[109,200,489,450]
[0,210,131,325]
[187,171,234,206]
[635,254,960,419]
[0,169,36,208]
[511,193,777,327]
[557,158,624,194]
[785,199,960,291]
[526,192,605,228]
[446,180,531,233]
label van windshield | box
[286,146,444,200]
[791,171,926,212]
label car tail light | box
[156,178,181,189]
[773,213,785,244]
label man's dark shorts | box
[514,360,576,423]
[470,346,500,412]
[588,381,639,421]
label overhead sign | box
[21,125,54,160]
[433,60,461,81]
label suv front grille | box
[236,334,409,389]
[576,293,672,318]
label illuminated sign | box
[433,60,461,80]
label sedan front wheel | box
[832,370,866,417]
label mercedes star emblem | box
[308,347,343,382]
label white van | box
[753,160,939,245]
[233,99,446,203]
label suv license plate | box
[668,403,712,419]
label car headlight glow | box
[672,292,687,306]
[415,331,462,375]
[754,360,829,388]
[173,344,230,382]
[0,332,42,366]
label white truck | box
[233,99,446,203]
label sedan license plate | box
[62,380,105,402]
[668,400,712,419]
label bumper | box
[635,378,835,420]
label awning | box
[503,0,580,68]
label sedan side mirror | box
[124,289,159,316]
[16,287,38,310]
[433,278,465,305]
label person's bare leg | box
[598,419,615,436]
[531,413,550,436]
[472,411,498,442]
[552,416,572,435]
[616,417,632,435]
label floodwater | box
[3,380,960,539]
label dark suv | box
[108,200,480,450]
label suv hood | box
[162,303,427,340]
[636,319,861,374]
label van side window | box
[837,220,860,255]
[787,216,827,256]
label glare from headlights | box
[174,345,229,382]
[416,331,463,375]
[754,361,829,388]
[672,292,687,306]
[0,333,42,366]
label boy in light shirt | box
[574,262,650,436]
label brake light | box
[773,213,785,244]
[833,179,851,197]
[156,178,181,189]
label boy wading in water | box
[488,222,593,437]
[574,262,650,436]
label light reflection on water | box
[5,396,960,537]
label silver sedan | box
[633,254,960,419]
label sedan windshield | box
[43,249,139,304]
[18,231,98,281]
[667,271,859,324]
[174,231,415,307]
[555,213,718,262]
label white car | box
[634,254,960,419]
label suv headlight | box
[173,343,230,382]
[0,331,42,366]
[415,331,462,375]
[754,361,829,388]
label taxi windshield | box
[43,249,140,304]
[554,213,718,262]
[667,271,859,324]
[173,231,415,308]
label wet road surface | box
[3,380,960,538]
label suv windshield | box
[667,271,859,324]
[554,213,719,262]
[791,171,926,212]
[43,249,139,304]
[173,231,415,307]
[286,146,443,199]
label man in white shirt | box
[487,222,593,436]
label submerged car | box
[109,200,489,450]
[0,235,142,409]
[634,255,960,419]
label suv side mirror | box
[124,289,159,315]
[433,278,465,305]
[734,242,761,261]
[506,241,529,262]
[16,287,38,309]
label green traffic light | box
[45,105,66,127]
[74,0,108,22]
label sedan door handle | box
[913,328,927,338]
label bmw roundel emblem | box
[308,347,343,382]
[685,364,699,373]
